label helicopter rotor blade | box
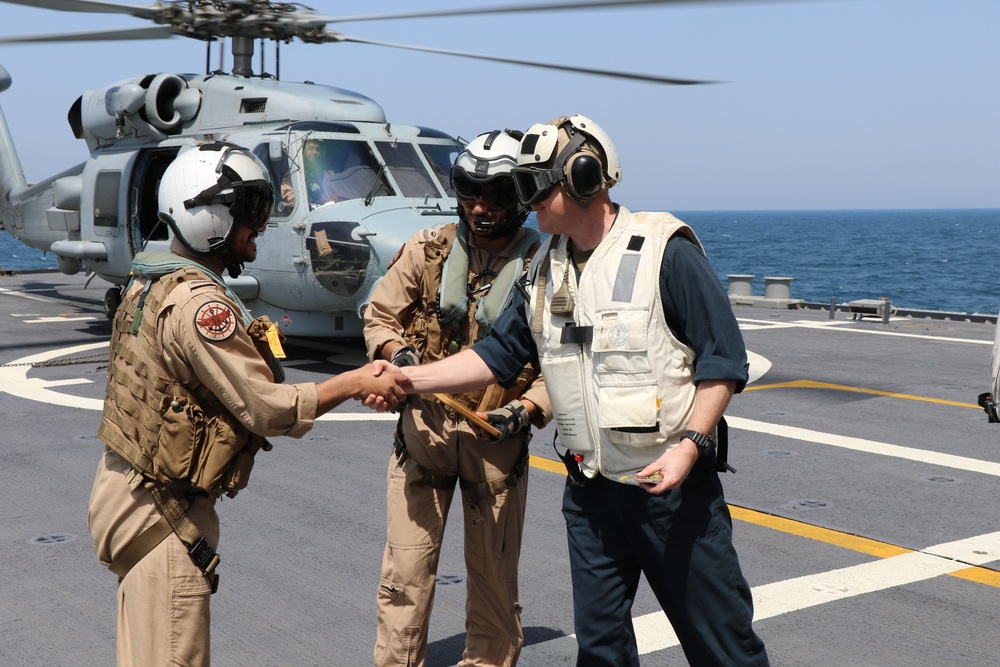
[0,0,161,19]
[0,26,174,45]
[330,33,717,85]
[309,0,778,25]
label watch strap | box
[682,429,715,456]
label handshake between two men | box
[357,350,516,440]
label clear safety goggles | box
[511,166,563,206]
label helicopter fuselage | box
[0,66,462,337]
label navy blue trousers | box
[561,460,769,666]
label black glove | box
[390,345,419,368]
[482,400,530,443]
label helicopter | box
[0,0,723,337]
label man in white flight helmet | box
[371,115,770,666]
[88,142,404,667]
[363,129,552,667]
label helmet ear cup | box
[564,152,604,201]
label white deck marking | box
[0,341,106,410]
[738,316,992,345]
[317,412,398,422]
[729,416,1000,477]
[518,531,1000,663]
[0,342,395,420]
[0,285,102,312]
[23,316,99,323]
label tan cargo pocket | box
[189,413,248,494]
[156,398,248,494]
[155,396,205,483]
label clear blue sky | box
[0,0,996,211]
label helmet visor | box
[236,179,274,232]
[511,167,563,206]
[451,172,519,210]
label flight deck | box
[2,269,998,666]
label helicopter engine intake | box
[144,73,186,132]
[73,74,202,148]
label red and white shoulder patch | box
[194,301,238,342]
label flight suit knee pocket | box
[463,490,521,582]
[375,579,422,667]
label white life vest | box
[526,207,703,478]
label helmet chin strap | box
[218,245,244,279]
[471,212,523,240]
[472,219,505,239]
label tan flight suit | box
[88,251,318,667]
[365,225,551,667]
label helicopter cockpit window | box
[252,142,293,218]
[419,143,461,197]
[94,171,121,228]
[375,141,441,199]
[302,138,389,206]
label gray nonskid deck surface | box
[2,270,999,666]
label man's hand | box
[635,440,699,495]
[473,399,529,442]
[352,363,408,412]
[362,361,411,409]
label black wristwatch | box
[683,429,715,457]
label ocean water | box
[676,209,1000,316]
[0,235,57,273]
[2,208,998,314]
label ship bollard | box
[764,276,793,300]
[727,274,755,297]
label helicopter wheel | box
[104,287,122,319]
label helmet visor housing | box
[451,171,520,210]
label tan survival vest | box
[402,223,541,413]
[98,266,283,586]
[98,267,273,500]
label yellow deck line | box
[528,456,1000,587]
[744,379,980,409]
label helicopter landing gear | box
[104,287,122,319]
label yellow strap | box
[265,323,286,359]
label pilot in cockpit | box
[280,139,340,210]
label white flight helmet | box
[512,114,622,208]
[450,129,529,237]
[159,142,273,259]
